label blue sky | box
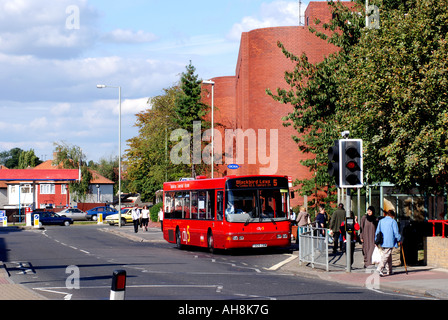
[0,0,312,163]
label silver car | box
[58,208,88,221]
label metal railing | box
[298,226,330,271]
[428,220,448,238]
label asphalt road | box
[1,225,411,303]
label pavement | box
[1,222,448,300]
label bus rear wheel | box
[176,228,183,250]
[207,230,215,254]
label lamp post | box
[202,80,215,178]
[97,84,122,227]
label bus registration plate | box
[252,243,267,248]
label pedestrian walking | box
[360,206,378,268]
[316,204,327,236]
[329,203,345,254]
[296,206,310,244]
[141,205,150,231]
[158,207,164,231]
[131,205,141,233]
[375,210,401,276]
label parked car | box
[58,208,88,221]
[86,206,118,221]
[105,207,133,226]
[32,212,73,226]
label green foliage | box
[343,0,448,194]
[53,141,91,199]
[174,61,209,132]
[126,62,212,202]
[269,0,448,199]
[17,149,42,168]
[150,202,163,222]
[53,141,86,168]
[126,85,190,202]
[0,148,24,168]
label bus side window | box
[164,191,175,219]
[174,192,183,219]
[184,191,190,219]
[191,191,198,219]
[216,191,223,221]
[207,190,214,220]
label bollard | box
[110,270,126,300]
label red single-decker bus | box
[162,175,292,252]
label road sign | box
[34,214,40,228]
[0,210,6,227]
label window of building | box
[40,184,55,194]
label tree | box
[53,141,86,168]
[126,86,186,202]
[173,61,210,177]
[269,0,448,199]
[53,141,92,199]
[0,148,24,168]
[267,0,365,211]
[18,149,42,168]
[342,0,448,194]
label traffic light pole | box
[346,188,352,273]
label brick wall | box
[424,237,448,269]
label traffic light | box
[340,139,363,188]
[327,140,340,187]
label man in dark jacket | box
[329,203,346,254]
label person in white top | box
[141,205,150,231]
[131,205,141,233]
[158,207,163,231]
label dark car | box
[32,212,73,227]
[86,206,118,221]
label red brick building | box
[202,2,343,206]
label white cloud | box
[102,29,158,44]
[0,0,98,59]
[227,0,304,41]
[29,117,48,129]
[51,103,71,115]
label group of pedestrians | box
[131,204,150,233]
[292,202,402,276]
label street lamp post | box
[202,80,215,178]
[97,84,122,227]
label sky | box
[0,0,312,163]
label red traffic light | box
[346,161,356,170]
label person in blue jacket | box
[375,210,401,276]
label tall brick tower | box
[202,2,345,206]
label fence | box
[428,220,447,238]
[298,226,330,271]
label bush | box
[150,202,162,222]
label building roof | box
[89,169,114,185]
[0,169,79,181]
[34,160,114,184]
